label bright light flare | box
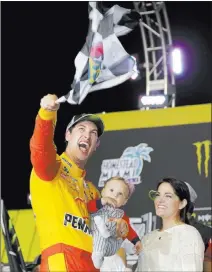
[140,95,166,106]
[171,48,183,75]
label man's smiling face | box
[65,120,99,164]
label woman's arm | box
[180,229,205,271]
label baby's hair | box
[104,176,135,198]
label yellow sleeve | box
[38,108,57,121]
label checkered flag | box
[57,2,140,105]
[0,199,27,272]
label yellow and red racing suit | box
[30,108,100,272]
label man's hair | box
[65,126,75,146]
[104,176,135,198]
[68,126,74,133]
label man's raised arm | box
[30,94,61,181]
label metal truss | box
[133,1,176,107]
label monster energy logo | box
[193,140,211,178]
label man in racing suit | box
[30,94,128,271]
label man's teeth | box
[79,142,89,149]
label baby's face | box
[102,179,129,208]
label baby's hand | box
[134,240,142,255]
[101,197,117,208]
[108,218,129,239]
[116,218,129,239]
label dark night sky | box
[1,1,212,209]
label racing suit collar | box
[60,152,86,178]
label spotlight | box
[139,95,168,108]
[171,48,183,75]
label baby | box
[87,176,142,269]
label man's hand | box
[134,240,142,255]
[101,197,117,208]
[40,94,60,111]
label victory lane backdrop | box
[1,104,211,265]
[86,105,212,222]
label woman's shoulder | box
[175,224,202,236]
[175,224,205,255]
[173,224,204,247]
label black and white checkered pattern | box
[57,2,140,105]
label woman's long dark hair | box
[157,177,191,224]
